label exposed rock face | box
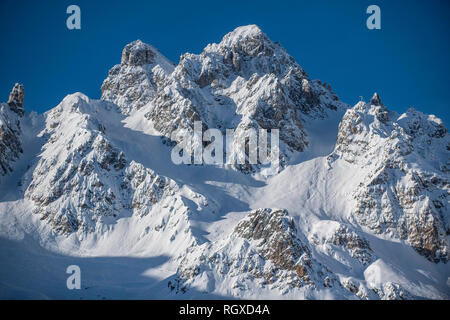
[174,209,341,296]
[370,92,383,107]
[341,279,376,299]
[373,282,414,300]
[101,40,175,115]
[121,40,155,66]
[7,83,25,116]
[234,209,312,273]
[0,84,24,176]
[0,109,22,176]
[332,94,449,263]
[310,221,374,266]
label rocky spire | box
[370,92,383,107]
[121,40,155,66]
[7,83,25,116]
[369,92,389,122]
[218,24,276,67]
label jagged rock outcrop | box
[372,282,414,300]
[101,40,175,115]
[7,83,25,117]
[0,84,24,176]
[310,220,374,266]
[173,209,342,296]
[340,278,377,299]
[332,93,449,263]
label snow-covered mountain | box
[0,25,448,300]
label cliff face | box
[0,84,24,177]
[101,40,175,115]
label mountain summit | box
[7,83,25,116]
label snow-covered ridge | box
[22,93,212,255]
[332,94,449,263]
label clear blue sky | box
[1,0,449,124]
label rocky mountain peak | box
[224,24,264,40]
[7,83,25,116]
[333,97,449,263]
[141,25,347,172]
[398,107,447,139]
[200,24,299,78]
[216,24,274,57]
[101,40,175,114]
[121,40,155,66]
[370,92,383,107]
[351,93,388,123]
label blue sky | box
[1,0,449,124]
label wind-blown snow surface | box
[0,25,449,300]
